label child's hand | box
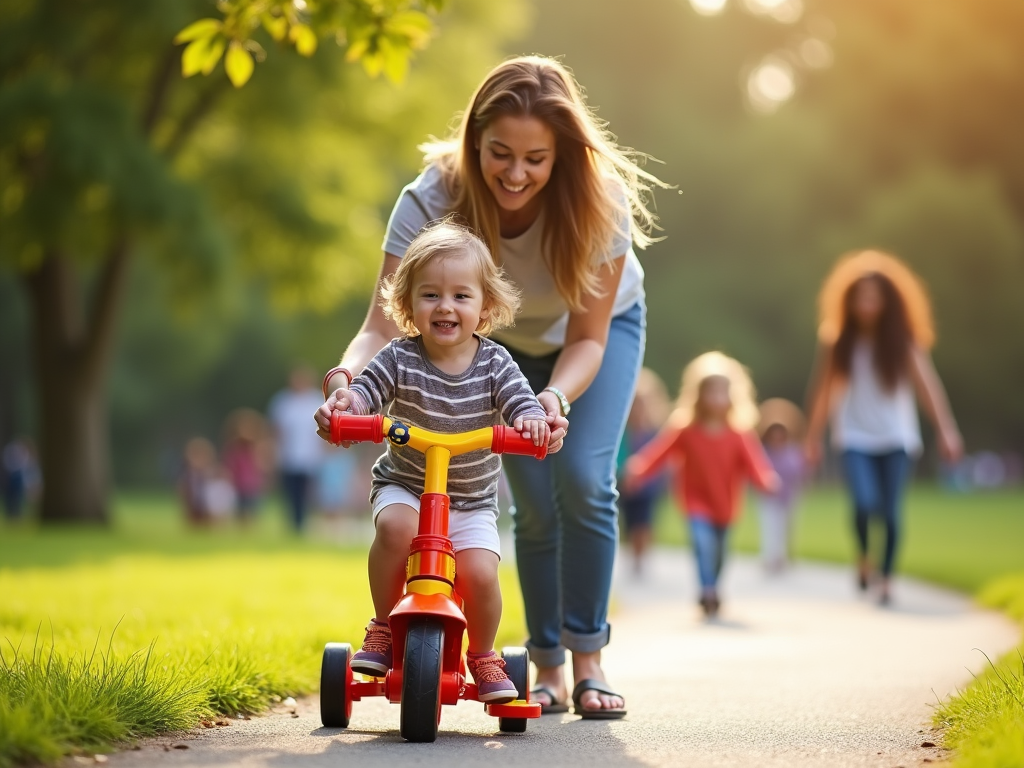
[939,427,964,464]
[519,418,551,449]
[621,460,640,493]
[314,388,354,446]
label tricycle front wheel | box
[498,647,529,733]
[400,619,445,743]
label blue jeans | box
[841,449,912,577]
[689,516,729,590]
[500,301,645,668]
[279,470,313,531]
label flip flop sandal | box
[571,679,627,720]
[530,685,570,714]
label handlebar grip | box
[490,426,548,460]
[330,412,385,446]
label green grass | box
[0,494,526,765]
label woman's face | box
[850,277,885,330]
[477,115,556,217]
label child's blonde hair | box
[670,352,760,432]
[380,219,520,338]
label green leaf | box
[361,51,384,78]
[290,24,318,57]
[225,41,254,87]
[174,18,222,45]
[385,10,432,48]
[181,37,212,77]
[379,36,409,83]
[345,37,370,63]
[261,13,288,42]
[201,38,226,76]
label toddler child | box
[318,221,563,702]
[625,352,779,617]
[756,398,806,573]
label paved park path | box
[94,549,1018,768]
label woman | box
[315,56,664,717]
[804,250,963,605]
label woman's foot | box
[532,665,568,710]
[857,556,871,592]
[571,651,625,715]
[878,577,892,606]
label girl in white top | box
[317,56,667,718]
[805,250,963,604]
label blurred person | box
[317,56,667,717]
[222,408,270,525]
[756,399,807,574]
[2,437,40,521]
[617,368,671,577]
[804,250,963,605]
[179,437,218,526]
[269,366,325,532]
[625,352,779,618]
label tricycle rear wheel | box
[498,647,529,733]
[400,619,445,742]
[320,642,353,728]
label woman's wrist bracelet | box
[322,366,353,399]
[542,386,571,417]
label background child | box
[315,221,565,703]
[617,368,670,577]
[625,352,779,618]
[804,250,962,605]
[756,398,806,573]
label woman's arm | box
[803,340,835,468]
[315,253,403,439]
[536,256,625,418]
[909,346,964,462]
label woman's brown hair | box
[817,250,935,391]
[422,56,666,312]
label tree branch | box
[162,79,231,160]
[142,46,180,137]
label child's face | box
[411,254,490,351]
[764,423,789,449]
[698,375,732,420]
[850,277,885,330]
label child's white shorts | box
[371,484,501,557]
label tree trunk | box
[25,244,130,524]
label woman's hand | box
[803,437,823,469]
[314,388,354,445]
[938,426,964,464]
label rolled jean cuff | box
[561,625,611,654]
[525,642,565,668]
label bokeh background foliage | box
[4,0,1022,497]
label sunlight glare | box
[689,0,728,16]
[742,0,803,24]
[799,38,833,69]
[747,59,795,113]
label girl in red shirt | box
[625,352,779,617]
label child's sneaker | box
[467,651,518,704]
[350,619,392,676]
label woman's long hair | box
[422,56,665,311]
[817,250,935,391]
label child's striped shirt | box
[349,336,546,513]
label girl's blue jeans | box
[499,301,645,668]
[689,516,729,590]
[841,449,912,577]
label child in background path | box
[314,221,565,703]
[625,352,779,617]
[756,399,807,573]
[617,368,671,577]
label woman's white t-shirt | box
[831,341,922,456]
[382,164,646,357]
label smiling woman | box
[316,55,667,718]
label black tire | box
[400,619,445,742]
[498,647,529,733]
[320,642,352,728]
